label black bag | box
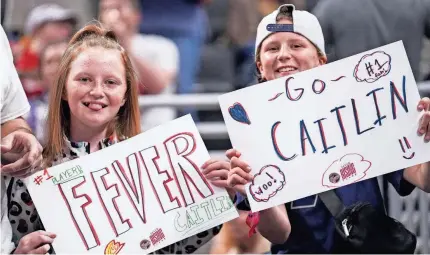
[319,190,417,254]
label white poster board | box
[219,41,430,212]
[26,115,238,254]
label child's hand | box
[417,97,430,142]
[226,149,254,196]
[202,159,235,199]
[14,230,56,254]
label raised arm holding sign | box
[214,4,430,254]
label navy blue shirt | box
[236,169,415,253]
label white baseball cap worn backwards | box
[255,4,326,58]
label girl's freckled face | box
[65,47,127,130]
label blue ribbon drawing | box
[228,103,251,125]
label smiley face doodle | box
[398,137,415,159]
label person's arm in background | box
[1,117,31,138]
[0,25,42,177]
[0,24,44,255]
[122,37,176,94]
[122,35,178,94]
[1,117,35,166]
[0,25,31,137]
[104,6,177,95]
[1,117,42,177]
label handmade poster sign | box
[26,115,239,254]
[219,41,430,212]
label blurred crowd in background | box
[2,0,430,149]
[1,0,430,253]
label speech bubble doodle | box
[354,51,391,83]
[228,102,251,125]
[322,153,371,188]
[249,165,286,202]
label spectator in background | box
[26,40,68,143]
[13,3,77,99]
[313,0,430,81]
[226,0,261,89]
[99,0,179,130]
[139,0,211,119]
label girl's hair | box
[255,13,325,83]
[42,23,141,167]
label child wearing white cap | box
[14,4,77,99]
[253,4,326,83]
[203,4,430,253]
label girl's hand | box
[202,159,235,199]
[226,149,254,196]
[417,97,430,142]
[14,230,56,254]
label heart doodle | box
[228,102,251,125]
